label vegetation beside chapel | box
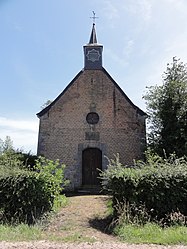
[0,150,68,225]
[144,57,187,158]
[101,153,187,225]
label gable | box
[37,68,147,119]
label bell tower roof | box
[88,23,97,44]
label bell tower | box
[83,21,103,70]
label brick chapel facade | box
[37,23,147,190]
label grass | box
[52,194,68,212]
[2,221,187,245]
[0,224,96,243]
[114,222,187,245]
[0,224,43,241]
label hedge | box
[0,169,52,224]
[0,155,68,224]
[101,154,187,222]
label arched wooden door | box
[82,148,102,186]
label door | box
[82,148,102,186]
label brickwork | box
[37,69,146,190]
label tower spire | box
[89,23,97,44]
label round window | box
[86,112,99,124]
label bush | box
[0,154,68,224]
[101,153,187,224]
[0,169,52,224]
[34,156,69,200]
[15,151,38,170]
[0,151,24,169]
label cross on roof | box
[90,11,98,24]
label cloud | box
[105,47,129,68]
[139,0,153,21]
[0,117,38,132]
[0,117,38,153]
[103,0,120,21]
[123,39,134,58]
[105,38,134,68]
[125,0,153,22]
[102,0,153,24]
[164,0,186,11]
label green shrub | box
[0,155,68,224]
[101,154,187,224]
[0,169,52,224]
[0,151,24,169]
[15,151,38,170]
[34,156,69,198]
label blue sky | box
[1,0,187,153]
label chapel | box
[37,22,147,190]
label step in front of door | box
[77,185,102,194]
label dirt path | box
[47,194,114,242]
[1,194,187,249]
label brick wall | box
[37,69,146,190]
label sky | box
[1,0,187,154]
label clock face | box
[86,49,101,62]
[86,112,99,124]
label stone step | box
[77,185,102,194]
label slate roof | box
[89,23,97,44]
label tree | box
[143,57,187,157]
[41,100,52,110]
[0,136,14,154]
[0,138,3,154]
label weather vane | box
[90,11,98,24]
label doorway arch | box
[82,148,102,186]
